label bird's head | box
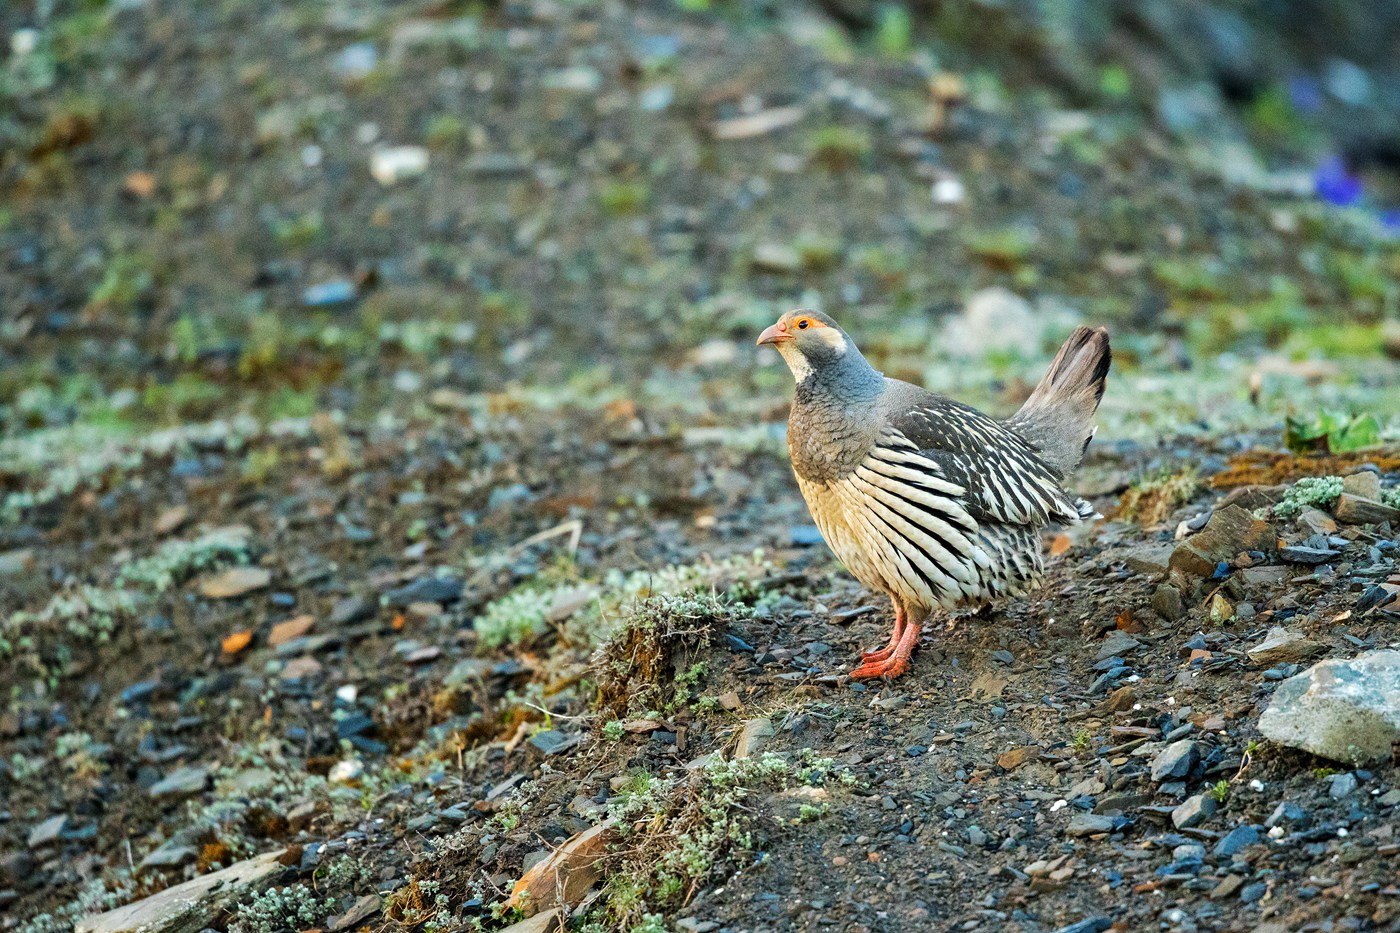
[756,309,854,383]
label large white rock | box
[77,849,285,933]
[1257,650,1400,765]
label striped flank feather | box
[797,425,1085,613]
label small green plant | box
[424,113,467,148]
[117,527,251,592]
[1072,729,1092,753]
[807,125,871,171]
[962,226,1036,268]
[598,180,650,216]
[271,211,324,249]
[86,252,155,313]
[1270,475,1345,521]
[1312,766,1339,780]
[228,884,330,933]
[1210,779,1230,804]
[476,587,555,649]
[797,802,828,823]
[1285,411,1381,454]
[874,5,912,57]
[602,720,626,741]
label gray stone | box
[1213,825,1259,857]
[148,767,209,799]
[1066,813,1120,837]
[1342,471,1382,500]
[1247,628,1323,665]
[1265,801,1307,828]
[1328,772,1359,798]
[1151,739,1199,782]
[528,730,580,757]
[139,843,199,870]
[27,815,67,849]
[384,576,463,607]
[76,849,286,933]
[1171,793,1217,828]
[734,718,776,759]
[1096,631,1141,661]
[1125,544,1175,577]
[1151,585,1185,622]
[1279,545,1338,564]
[1257,650,1400,764]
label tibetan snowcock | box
[758,310,1111,680]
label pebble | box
[1213,825,1260,857]
[528,730,580,757]
[147,766,209,799]
[1066,813,1120,837]
[1150,739,1199,782]
[27,815,67,849]
[1172,794,1217,829]
[384,575,463,607]
[369,146,429,186]
[328,759,364,785]
[1329,772,1359,798]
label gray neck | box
[788,348,885,483]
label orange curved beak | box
[756,321,792,346]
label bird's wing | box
[882,397,1087,527]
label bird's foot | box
[861,644,897,663]
[847,654,911,680]
[849,623,921,680]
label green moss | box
[228,884,330,933]
[1271,476,1344,520]
[598,180,651,216]
[806,125,872,171]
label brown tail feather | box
[1005,326,1111,476]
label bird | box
[757,309,1110,680]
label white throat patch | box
[778,343,813,382]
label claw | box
[848,655,911,680]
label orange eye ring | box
[796,318,810,329]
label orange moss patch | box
[1209,449,1400,489]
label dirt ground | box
[3,2,1400,933]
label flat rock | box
[498,908,564,933]
[148,767,209,799]
[1214,824,1260,857]
[1124,544,1175,577]
[27,815,67,848]
[1172,794,1217,828]
[76,849,285,933]
[1334,493,1400,526]
[1247,627,1323,665]
[1297,508,1338,535]
[528,730,580,757]
[1066,813,1120,837]
[328,893,382,931]
[384,575,463,607]
[504,821,616,916]
[1168,506,1273,578]
[1257,650,1400,764]
[268,615,315,646]
[1151,584,1184,622]
[1342,471,1382,500]
[1096,630,1141,661]
[197,567,270,599]
[1279,545,1337,564]
[1150,739,1199,782]
[734,718,776,759]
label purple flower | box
[1315,156,1364,206]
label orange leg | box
[861,602,906,662]
[848,618,922,680]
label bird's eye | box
[796,319,809,329]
